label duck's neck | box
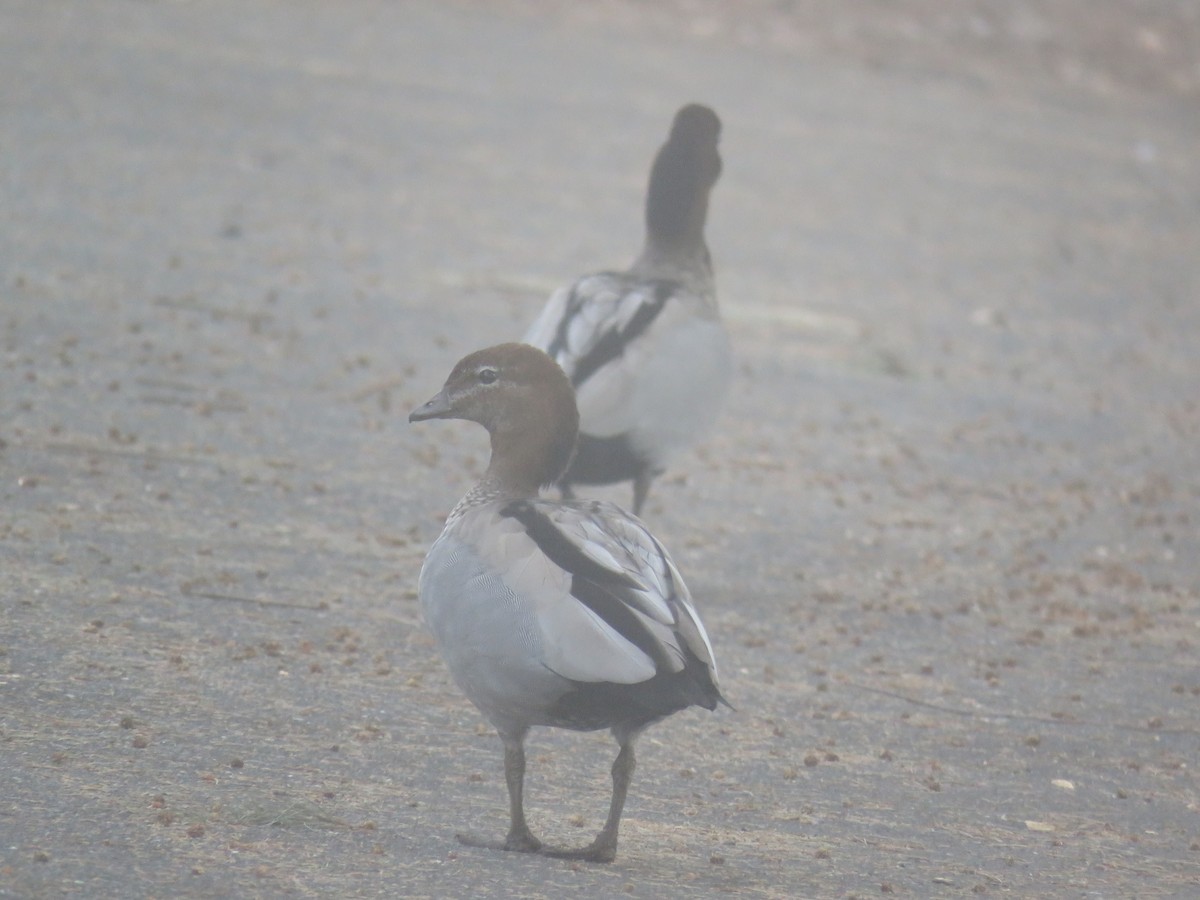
[457,411,576,513]
[485,430,548,499]
[634,153,715,282]
[632,233,713,285]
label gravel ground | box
[2,1,1198,897]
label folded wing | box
[497,498,719,696]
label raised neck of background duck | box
[635,206,711,277]
[633,130,718,278]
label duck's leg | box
[500,732,543,850]
[457,729,542,853]
[631,470,655,517]
[542,738,635,864]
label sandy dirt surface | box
[2,1,1198,897]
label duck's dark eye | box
[477,367,498,385]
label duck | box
[522,103,733,516]
[409,342,726,863]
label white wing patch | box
[538,596,656,684]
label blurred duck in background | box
[523,104,732,516]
